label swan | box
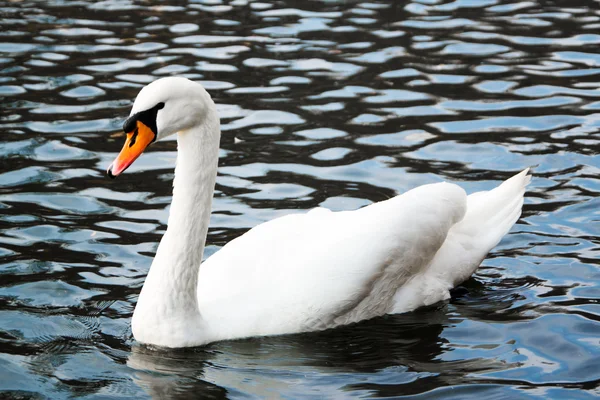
[107,77,530,348]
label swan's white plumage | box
[121,77,531,348]
[198,181,467,338]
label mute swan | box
[108,77,530,348]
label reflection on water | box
[0,0,599,398]
[128,312,452,399]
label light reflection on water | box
[0,0,599,399]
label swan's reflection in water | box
[128,348,225,399]
[127,305,510,399]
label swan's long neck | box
[132,108,220,347]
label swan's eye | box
[122,101,165,137]
[108,102,165,178]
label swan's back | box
[198,181,469,340]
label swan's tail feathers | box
[429,168,531,286]
[459,168,530,248]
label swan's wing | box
[391,169,531,313]
[198,182,467,339]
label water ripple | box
[0,0,599,399]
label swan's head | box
[107,77,214,178]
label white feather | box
[125,78,531,348]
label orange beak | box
[107,120,155,178]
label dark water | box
[1,0,599,398]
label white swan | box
[108,77,530,348]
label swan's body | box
[108,77,530,348]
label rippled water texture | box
[1,0,599,398]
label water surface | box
[1,0,599,398]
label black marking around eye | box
[122,102,165,142]
[123,115,137,134]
